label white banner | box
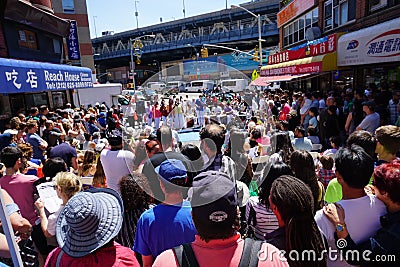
[337,18,400,66]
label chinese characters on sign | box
[0,58,93,93]
[337,18,400,66]
[268,34,337,64]
[67,20,81,60]
[260,62,322,76]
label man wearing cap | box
[44,188,140,266]
[356,100,380,134]
[134,159,197,267]
[153,171,288,267]
[49,138,78,171]
[100,131,134,193]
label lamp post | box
[231,4,263,68]
[129,34,155,90]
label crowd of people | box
[0,81,399,267]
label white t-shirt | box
[212,106,222,115]
[314,195,386,267]
[47,205,64,236]
[300,98,312,115]
[100,149,135,193]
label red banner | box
[261,62,322,76]
[268,34,337,64]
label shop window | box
[62,0,75,14]
[25,93,48,110]
[52,92,66,108]
[324,0,355,31]
[18,29,38,50]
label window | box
[18,29,38,50]
[323,0,356,31]
[62,0,75,13]
[283,8,319,47]
[370,0,387,11]
[53,39,61,54]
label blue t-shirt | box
[292,137,313,151]
[27,133,44,161]
[133,201,196,257]
[195,99,204,111]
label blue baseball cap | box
[155,159,187,182]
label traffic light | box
[201,48,208,58]
[253,46,259,62]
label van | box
[220,79,249,93]
[146,82,166,92]
[187,80,214,93]
[165,81,186,94]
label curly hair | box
[119,173,153,211]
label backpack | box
[173,238,262,267]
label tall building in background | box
[52,0,95,72]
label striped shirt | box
[245,196,279,240]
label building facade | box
[260,0,400,92]
[52,0,95,71]
[0,0,92,130]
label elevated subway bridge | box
[92,0,279,83]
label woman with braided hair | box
[267,175,327,267]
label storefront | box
[260,34,339,92]
[337,17,400,89]
[0,58,93,120]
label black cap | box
[190,171,237,228]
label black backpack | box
[173,238,262,267]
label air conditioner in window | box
[305,27,321,41]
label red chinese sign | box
[261,62,322,76]
[268,34,337,65]
[277,0,315,27]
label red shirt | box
[152,106,162,118]
[45,242,140,267]
[153,234,289,267]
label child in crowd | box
[318,155,335,188]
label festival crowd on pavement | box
[0,81,399,267]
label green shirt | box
[324,178,342,203]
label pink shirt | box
[0,173,38,225]
[153,234,289,267]
[45,242,140,267]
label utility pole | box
[134,0,139,29]
[183,0,186,18]
[93,16,98,38]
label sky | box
[86,0,251,38]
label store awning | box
[260,52,337,76]
[251,74,311,86]
[0,58,93,94]
[250,77,271,86]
